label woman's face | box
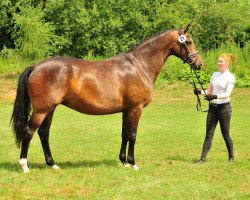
[217,57,229,73]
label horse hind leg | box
[19,111,47,173]
[38,109,60,171]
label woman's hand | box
[194,89,201,95]
[204,94,217,101]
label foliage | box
[158,42,250,88]
[190,0,250,51]
[0,0,249,86]
[0,0,14,50]
[0,0,249,58]
[43,0,190,58]
[201,42,250,88]
[11,3,59,61]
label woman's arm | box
[201,83,213,95]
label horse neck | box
[131,30,175,83]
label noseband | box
[178,29,199,68]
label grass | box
[0,77,249,199]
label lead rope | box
[191,67,208,112]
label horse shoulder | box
[114,54,153,108]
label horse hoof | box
[19,158,30,173]
[52,165,60,170]
[23,167,30,173]
[123,163,139,170]
[123,163,131,168]
[132,164,139,170]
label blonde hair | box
[219,53,233,65]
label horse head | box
[171,23,203,70]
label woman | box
[194,53,236,163]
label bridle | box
[177,29,199,68]
[178,29,208,112]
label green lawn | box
[0,79,249,199]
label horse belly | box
[65,71,125,114]
[62,97,123,115]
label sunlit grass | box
[0,81,249,199]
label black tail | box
[11,66,34,148]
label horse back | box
[27,56,153,114]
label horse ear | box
[183,22,192,34]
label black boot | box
[195,159,206,164]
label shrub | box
[11,4,59,61]
[158,42,250,88]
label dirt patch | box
[0,76,17,102]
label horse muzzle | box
[192,59,203,70]
[185,52,203,70]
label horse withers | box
[11,24,202,173]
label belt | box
[209,102,230,108]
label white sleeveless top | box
[210,69,235,104]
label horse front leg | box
[119,112,129,165]
[120,106,142,170]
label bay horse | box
[11,24,203,173]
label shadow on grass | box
[165,155,197,163]
[0,159,118,172]
[57,159,118,168]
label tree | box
[0,0,14,50]
[0,0,249,58]
[190,0,250,51]
[12,3,59,60]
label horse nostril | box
[196,61,203,69]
